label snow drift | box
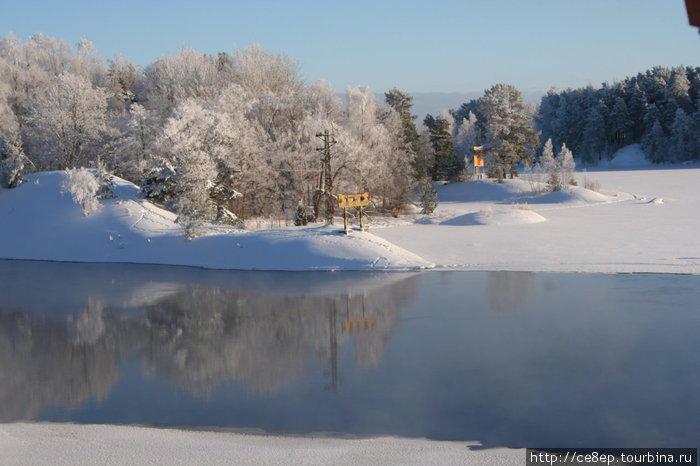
[0,172,432,271]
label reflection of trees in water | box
[486,271,533,312]
[0,299,122,420]
[140,275,418,396]
[0,272,418,419]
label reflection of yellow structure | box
[342,317,374,334]
[473,146,485,179]
[342,294,374,334]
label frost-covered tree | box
[454,111,479,158]
[153,100,226,236]
[27,72,108,169]
[642,120,667,164]
[558,143,576,187]
[539,138,560,191]
[581,102,607,162]
[418,176,438,214]
[141,48,221,121]
[670,108,695,162]
[343,86,413,213]
[536,65,700,164]
[0,130,32,188]
[106,54,138,112]
[478,84,539,181]
[61,167,101,215]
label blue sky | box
[1,0,698,95]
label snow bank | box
[0,423,522,466]
[0,172,432,271]
[436,178,531,203]
[442,206,546,226]
[525,186,615,205]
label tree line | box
[1,33,697,233]
[0,34,417,233]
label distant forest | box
[449,65,700,165]
[1,33,698,229]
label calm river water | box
[1,260,698,448]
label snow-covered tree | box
[106,54,138,112]
[540,138,560,191]
[61,167,101,215]
[418,176,438,214]
[670,108,695,162]
[454,111,479,158]
[155,100,223,236]
[558,143,576,187]
[478,84,539,181]
[141,48,221,121]
[581,103,607,162]
[27,72,108,169]
[424,111,463,181]
[0,129,32,188]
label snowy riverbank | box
[2,148,699,275]
[0,171,432,271]
[1,423,523,465]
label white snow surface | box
[374,161,700,275]
[0,423,522,466]
[0,172,432,271]
[2,148,700,275]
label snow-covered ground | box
[2,145,698,274]
[1,423,522,466]
[0,171,431,271]
[374,148,700,274]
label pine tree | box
[478,84,540,181]
[418,177,438,214]
[539,138,561,191]
[384,87,419,151]
[293,202,308,226]
[426,112,464,181]
[581,103,607,163]
[670,108,695,162]
[558,143,576,187]
[642,120,666,163]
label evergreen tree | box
[581,104,606,163]
[540,138,561,191]
[670,108,695,162]
[668,66,692,113]
[384,87,419,150]
[478,84,540,181]
[609,96,631,150]
[427,113,463,181]
[418,176,438,214]
[642,120,666,163]
[558,143,576,187]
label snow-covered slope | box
[374,160,700,274]
[2,156,699,274]
[0,172,432,271]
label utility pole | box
[314,130,337,224]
